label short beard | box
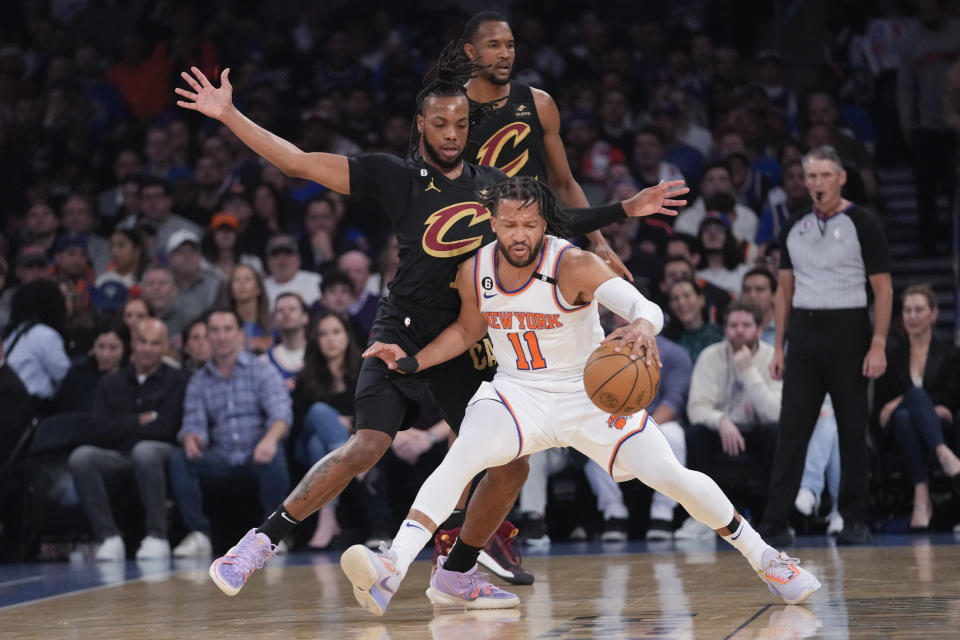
[497,234,544,268]
[422,135,462,170]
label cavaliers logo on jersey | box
[421,202,491,258]
[475,122,532,177]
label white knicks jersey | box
[473,235,604,389]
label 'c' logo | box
[476,122,531,177]
[422,202,491,258]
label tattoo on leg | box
[289,451,343,507]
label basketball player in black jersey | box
[176,49,686,600]
[461,12,629,278]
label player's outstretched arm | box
[176,67,350,194]
[561,180,689,238]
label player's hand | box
[253,435,278,464]
[603,318,661,368]
[176,67,233,120]
[363,342,409,370]
[591,241,634,282]
[718,417,746,456]
[769,348,785,380]
[622,180,689,218]
[183,433,204,460]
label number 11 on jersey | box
[507,331,547,370]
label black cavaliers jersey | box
[466,81,549,180]
[348,154,505,314]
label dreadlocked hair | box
[480,177,574,238]
[408,40,499,158]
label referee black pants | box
[761,308,872,529]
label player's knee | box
[339,429,391,472]
[487,456,529,489]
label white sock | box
[721,518,772,572]
[390,519,433,577]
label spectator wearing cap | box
[53,234,95,298]
[139,178,202,260]
[96,228,147,290]
[167,230,224,325]
[203,212,263,280]
[140,265,190,345]
[631,125,687,189]
[62,195,110,275]
[264,234,322,310]
[673,161,758,244]
[20,201,61,260]
[695,195,752,295]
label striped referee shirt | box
[780,204,890,310]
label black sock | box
[443,538,483,573]
[256,506,301,545]
[440,509,466,530]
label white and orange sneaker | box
[757,549,822,605]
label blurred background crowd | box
[0,0,958,562]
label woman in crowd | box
[121,297,152,334]
[291,310,362,549]
[1,280,71,414]
[227,264,272,353]
[876,284,960,530]
[55,321,130,413]
[202,212,263,280]
[663,276,723,363]
[180,318,212,375]
[695,196,751,295]
[96,228,147,289]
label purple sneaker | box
[340,543,403,616]
[426,556,520,609]
[208,528,278,596]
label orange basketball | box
[583,341,660,415]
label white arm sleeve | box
[595,277,664,335]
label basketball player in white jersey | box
[340,177,821,615]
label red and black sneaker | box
[432,526,460,565]
[477,520,534,585]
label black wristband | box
[395,356,419,374]
[564,202,628,237]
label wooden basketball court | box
[2,536,959,639]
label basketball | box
[583,341,660,415]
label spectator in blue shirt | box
[169,309,292,557]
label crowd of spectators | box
[1,0,959,560]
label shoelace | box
[763,553,801,582]
[225,535,277,578]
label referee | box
[759,145,892,546]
